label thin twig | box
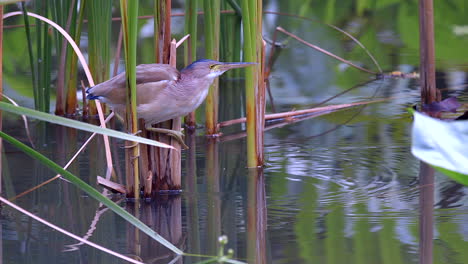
[176,34,190,48]
[219,98,388,128]
[276,27,377,75]
[264,11,383,73]
[309,79,375,108]
[220,97,389,143]
[304,79,385,139]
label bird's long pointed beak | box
[217,62,256,71]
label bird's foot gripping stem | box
[145,127,189,149]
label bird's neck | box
[179,70,216,91]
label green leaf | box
[410,110,468,184]
[0,102,173,149]
[0,131,183,255]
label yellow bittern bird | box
[86,59,254,147]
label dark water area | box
[2,0,468,263]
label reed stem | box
[120,0,140,199]
[21,2,39,110]
[418,0,439,104]
[204,0,220,135]
[184,0,198,127]
[241,0,264,167]
[86,1,112,116]
[65,0,85,115]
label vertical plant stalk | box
[34,2,43,111]
[204,0,220,135]
[42,14,51,113]
[54,0,77,115]
[87,0,112,116]
[20,2,39,110]
[220,2,243,123]
[154,0,171,64]
[241,0,264,167]
[34,1,51,113]
[120,0,140,199]
[255,14,266,166]
[153,0,181,192]
[22,1,51,113]
[418,0,439,105]
[153,0,172,184]
[84,0,114,181]
[65,0,85,115]
[184,0,198,128]
[168,39,181,190]
[255,1,265,167]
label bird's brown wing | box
[87,64,180,105]
[135,64,180,84]
[105,64,179,89]
[136,80,174,105]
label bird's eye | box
[209,65,215,69]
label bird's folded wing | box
[135,64,180,84]
[87,64,180,103]
[106,64,180,90]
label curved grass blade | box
[0,102,173,149]
[0,131,182,255]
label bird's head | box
[181,59,255,81]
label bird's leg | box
[145,125,189,149]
